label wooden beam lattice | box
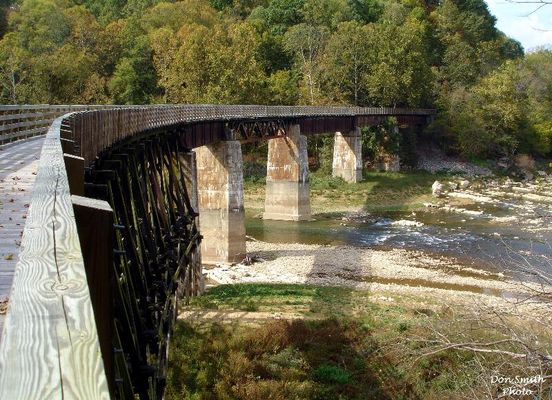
[85,133,201,400]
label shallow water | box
[246,186,552,281]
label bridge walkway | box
[0,137,43,338]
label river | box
[246,178,552,283]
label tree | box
[302,0,352,30]
[348,0,382,23]
[203,22,268,103]
[151,24,209,103]
[523,50,552,155]
[321,20,369,105]
[152,21,268,104]
[266,69,299,105]
[110,35,157,104]
[249,0,305,35]
[362,18,433,107]
[283,23,328,104]
[141,0,217,32]
[446,61,527,157]
[0,33,32,102]
[8,0,71,55]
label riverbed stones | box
[459,180,470,189]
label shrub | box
[313,363,351,385]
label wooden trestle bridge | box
[0,104,434,399]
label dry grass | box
[167,284,552,400]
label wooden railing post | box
[72,195,115,398]
[63,154,84,196]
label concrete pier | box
[195,141,246,264]
[332,127,363,183]
[263,124,311,221]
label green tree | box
[523,50,552,155]
[8,0,71,54]
[250,0,305,35]
[110,36,157,104]
[266,69,299,104]
[141,0,217,32]
[302,0,352,30]
[283,23,328,104]
[362,18,433,107]
[322,20,369,105]
[152,21,267,104]
[348,0,382,23]
[0,33,32,102]
[446,61,527,157]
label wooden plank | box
[0,118,110,399]
[72,195,115,398]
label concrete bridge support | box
[195,141,246,264]
[332,127,363,183]
[264,124,311,221]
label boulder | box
[497,157,511,170]
[514,154,535,170]
[432,180,445,197]
[458,180,470,189]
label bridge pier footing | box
[332,127,363,183]
[195,141,246,264]
[263,124,311,221]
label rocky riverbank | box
[204,240,551,316]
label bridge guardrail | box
[0,116,110,399]
[0,104,434,146]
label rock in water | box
[432,180,445,197]
[459,180,470,189]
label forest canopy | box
[0,0,550,157]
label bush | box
[362,117,401,164]
[313,363,351,385]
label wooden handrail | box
[0,104,434,146]
[0,116,110,399]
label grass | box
[167,284,552,399]
[244,169,452,214]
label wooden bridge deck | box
[0,137,43,338]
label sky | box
[485,0,552,51]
